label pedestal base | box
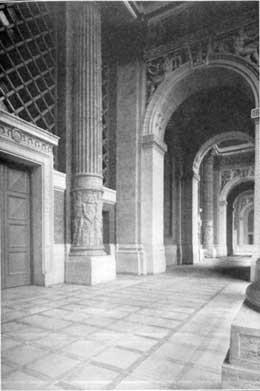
[222,303,260,389]
[66,254,116,285]
[117,245,146,275]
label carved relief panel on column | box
[72,190,103,248]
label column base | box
[215,244,227,257]
[117,245,146,275]
[181,244,193,265]
[144,245,166,274]
[66,252,116,285]
[203,246,217,258]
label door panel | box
[1,161,31,288]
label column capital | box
[142,134,167,154]
[251,107,260,123]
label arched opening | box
[233,190,254,255]
[142,56,258,271]
[227,182,254,256]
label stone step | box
[222,352,260,390]
[228,303,260,371]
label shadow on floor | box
[167,256,251,281]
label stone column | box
[181,172,194,264]
[116,59,146,275]
[141,135,167,273]
[217,200,228,256]
[66,3,115,285]
[202,152,215,257]
[246,107,260,310]
[192,173,201,263]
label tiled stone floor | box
[1,261,250,390]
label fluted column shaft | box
[202,152,214,253]
[71,3,103,253]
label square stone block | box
[2,370,47,390]
[93,347,141,369]
[63,363,118,389]
[62,339,105,360]
[26,353,80,379]
[66,255,116,285]
[3,345,47,366]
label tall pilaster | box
[202,151,215,257]
[66,3,115,285]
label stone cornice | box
[0,109,59,155]
[142,134,167,154]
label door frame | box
[0,110,59,286]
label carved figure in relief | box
[72,191,95,247]
[221,170,231,188]
[233,28,259,65]
[94,200,103,246]
[72,191,103,247]
[72,192,85,246]
[147,61,165,99]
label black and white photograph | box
[0,1,259,389]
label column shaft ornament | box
[71,3,103,252]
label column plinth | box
[66,3,115,284]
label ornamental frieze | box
[145,22,259,101]
[0,124,53,154]
[220,166,254,190]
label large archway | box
[141,55,258,271]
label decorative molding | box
[0,124,54,154]
[251,107,260,120]
[0,110,58,155]
[145,21,259,101]
[220,165,254,190]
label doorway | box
[0,160,31,288]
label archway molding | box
[143,55,259,141]
[193,132,254,175]
[141,54,258,268]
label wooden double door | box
[0,161,31,288]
